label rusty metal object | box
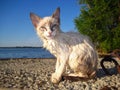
[117,65,120,74]
[111,49,120,60]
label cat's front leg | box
[51,58,60,84]
[51,58,67,83]
[55,58,60,72]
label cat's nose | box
[47,31,52,37]
[49,32,52,35]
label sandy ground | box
[0,58,120,90]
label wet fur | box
[30,7,98,83]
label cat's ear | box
[30,13,42,28]
[52,7,60,24]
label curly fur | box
[30,7,98,83]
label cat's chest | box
[45,40,59,56]
[44,39,68,57]
[48,40,56,49]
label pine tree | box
[75,0,120,53]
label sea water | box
[0,47,54,59]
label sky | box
[0,0,81,47]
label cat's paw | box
[51,73,61,84]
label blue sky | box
[0,0,81,47]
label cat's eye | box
[51,24,58,31]
[40,26,47,31]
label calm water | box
[0,47,55,59]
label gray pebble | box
[0,58,119,90]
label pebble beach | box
[0,58,120,90]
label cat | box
[30,7,98,83]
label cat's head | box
[30,7,61,40]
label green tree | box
[75,0,120,53]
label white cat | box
[30,7,98,83]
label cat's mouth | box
[45,32,56,39]
[46,35,54,39]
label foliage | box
[75,0,120,53]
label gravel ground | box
[0,58,120,90]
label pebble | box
[0,58,119,90]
